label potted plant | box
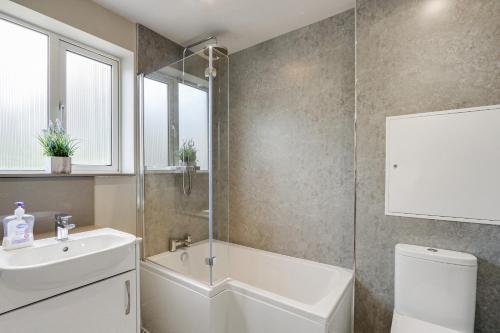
[38,119,78,174]
[178,139,197,167]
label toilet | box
[391,244,477,333]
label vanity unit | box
[0,228,139,333]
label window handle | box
[59,102,65,124]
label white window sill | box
[145,166,208,175]
[0,172,135,178]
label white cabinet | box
[0,271,137,333]
[385,105,500,225]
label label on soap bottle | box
[12,221,29,244]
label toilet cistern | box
[391,244,477,333]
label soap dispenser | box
[2,202,35,250]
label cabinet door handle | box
[125,280,131,315]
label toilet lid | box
[391,312,460,333]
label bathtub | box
[140,240,353,333]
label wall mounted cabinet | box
[385,105,500,225]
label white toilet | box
[391,244,477,333]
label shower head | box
[183,35,216,52]
[203,45,228,78]
[182,36,228,61]
[203,44,228,59]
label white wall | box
[11,0,135,51]
[95,176,137,234]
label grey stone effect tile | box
[137,24,183,75]
[144,173,209,257]
[228,9,356,269]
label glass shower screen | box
[139,46,229,286]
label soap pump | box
[2,202,35,250]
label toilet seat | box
[391,312,460,333]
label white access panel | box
[386,105,500,225]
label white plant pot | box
[50,157,72,174]
[181,160,197,167]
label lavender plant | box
[179,139,197,165]
[38,119,78,157]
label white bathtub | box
[140,240,353,333]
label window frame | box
[59,40,120,172]
[0,13,121,174]
[143,73,173,171]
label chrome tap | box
[54,214,75,241]
[170,234,192,252]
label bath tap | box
[54,214,75,241]
[170,234,192,252]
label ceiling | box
[93,0,355,54]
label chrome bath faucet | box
[170,234,192,252]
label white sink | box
[0,228,137,314]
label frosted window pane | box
[144,78,169,169]
[0,19,48,170]
[66,51,112,165]
[178,83,208,170]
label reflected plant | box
[179,139,197,165]
[38,119,78,157]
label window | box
[0,15,120,173]
[0,17,48,171]
[62,43,119,170]
[144,77,169,169]
[143,77,209,172]
[178,83,208,171]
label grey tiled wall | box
[0,177,94,235]
[228,10,356,269]
[143,173,209,257]
[137,24,182,75]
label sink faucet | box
[170,234,192,252]
[55,214,75,241]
